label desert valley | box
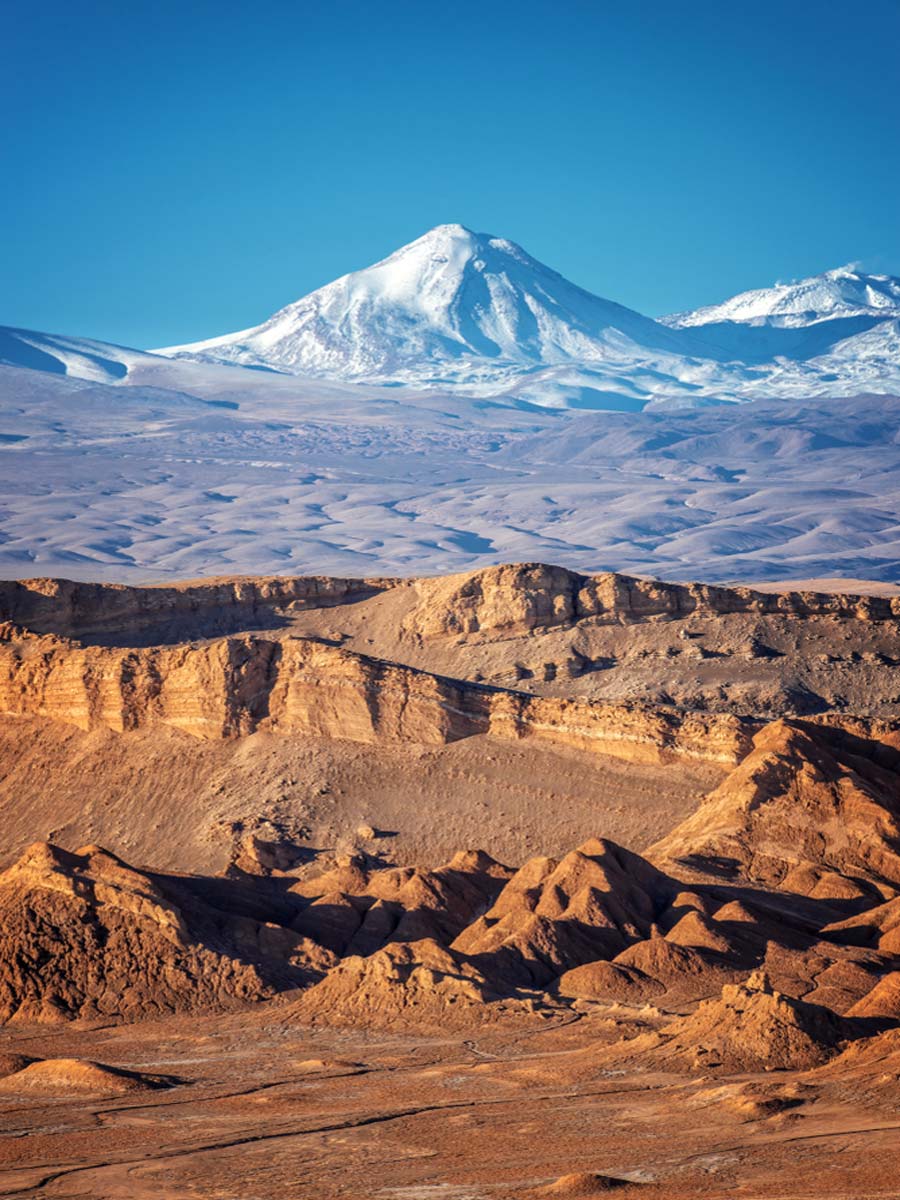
[0,563,899,1197]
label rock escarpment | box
[0,574,394,643]
[403,563,900,640]
[6,562,900,646]
[0,628,756,764]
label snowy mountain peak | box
[664,264,900,329]
[147,234,900,408]
[155,224,683,381]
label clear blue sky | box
[3,0,899,348]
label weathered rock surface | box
[651,720,900,890]
[0,574,394,643]
[847,971,900,1019]
[0,842,330,1023]
[403,563,900,641]
[452,839,675,987]
[285,938,533,1030]
[290,849,514,956]
[0,627,755,764]
[656,969,848,1071]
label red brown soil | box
[1,1011,900,1199]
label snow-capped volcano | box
[664,264,900,329]
[156,223,690,381]
[8,231,899,412]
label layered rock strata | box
[0,629,755,764]
[403,564,900,640]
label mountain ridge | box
[663,264,900,329]
[3,227,900,410]
[155,223,695,378]
[150,225,900,405]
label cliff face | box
[0,575,395,643]
[403,564,900,640]
[0,630,754,765]
[4,564,898,648]
[2,563,897,771]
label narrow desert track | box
[2,1014,900,1200]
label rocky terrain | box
[0,563,899,1197]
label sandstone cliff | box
[5,564,899,648]
[0,628,755,764]
[0,573,395,643]
[402,563,900,640]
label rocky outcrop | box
[285,938,535,1030]
[452,839,675,987]
[656,969,848,1072]
[403,564,590,638]
[527,1171,635,1196]
[0,842,330,1023]
[290,850,514,956]
[555,932,740,1007]
[0,629,756,764]
[5,565,898,648]
[651,720,900,890]
[0,574,395,643]
[403,563,900,640]
[1,822,897,1035]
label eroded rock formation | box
[0,574,394,642]
[652,719,900,891]
[0,627,756,764]
[655,969,849,1071]
[0,842,330,1023]
[403,563,900,640]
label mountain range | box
[3,224,900,410]
[153,224,900,409]
[1,225,899,585]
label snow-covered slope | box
[155,231,900,406]
[6,232,900,411]
[157,224,693,382]
[664,265,900,329]
[0,326,162,383]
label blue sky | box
[3,0,899,348]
